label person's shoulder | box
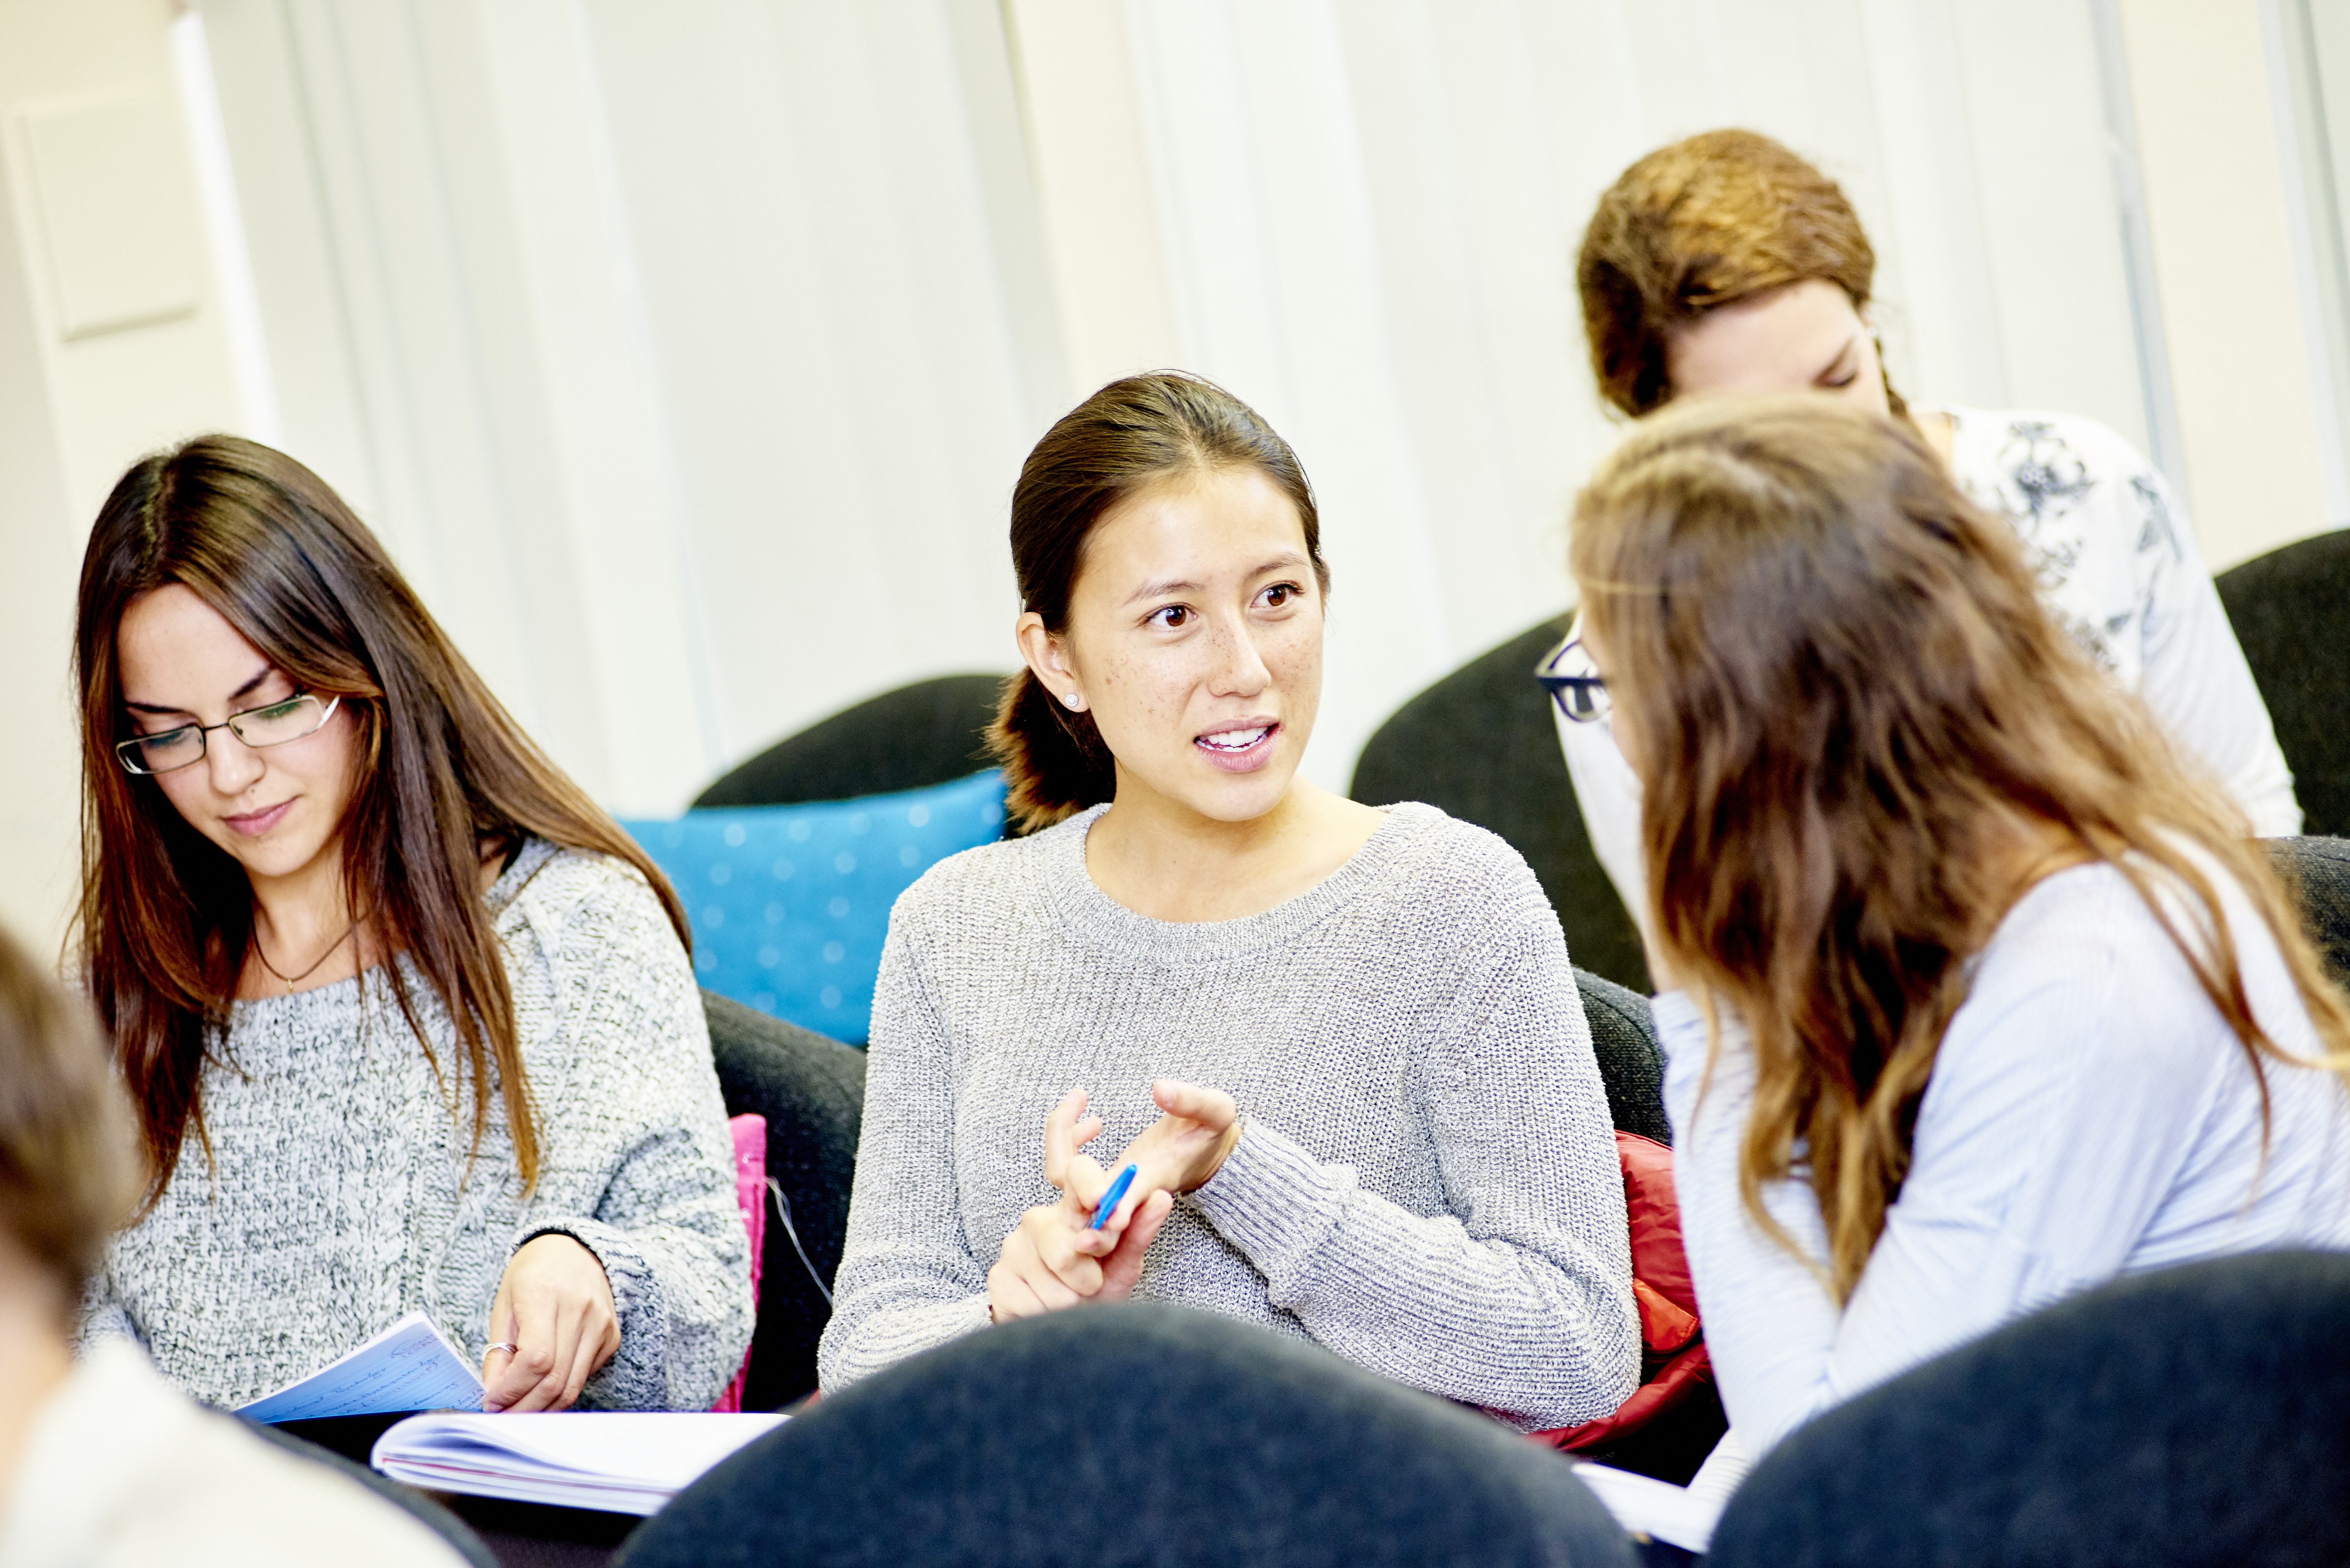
[1949,405,2155,485]
[494,838,683,959]
[885,814,1071,936]
[1363,802,1558,941]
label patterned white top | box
[817,802,1641,1431]
[1558,406,2303,941]
[1662,856,2350,1456]
[81,840,753,1412]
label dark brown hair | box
[987,372,1327,833]
[0,921,136,1313]
[1571,395,2350,1300]
[74,435,690,1207]
[1578,129,1904,419]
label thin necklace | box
[253,915,364,994]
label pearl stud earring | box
[1063,690,1085,711]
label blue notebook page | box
[238,1311,484,1423]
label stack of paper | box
[372,1412,788,1515]
[238,1312,484,1424]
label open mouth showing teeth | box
[1197,727,1270,751]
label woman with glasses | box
[817,374,1639,1432]
[1573,394,2350,1461]
[1557,130,2296,949]
[71,435,750,1415]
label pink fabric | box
[710,1113,768,1412]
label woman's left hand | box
[481,1233,622,1413]
[1093,1079,1242,1235]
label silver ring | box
[485,1341,520,1356]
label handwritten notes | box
[237,1312,484,1425]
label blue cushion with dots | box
[620,770,1005,1044]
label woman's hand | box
[481,1232,622,1412]
[1107,1079,1242,1209]
[987,1089,1175,1324]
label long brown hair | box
[1578,128,1905,419]
[987,372,1327,833]
[74,435,690,1207]
[1570,396,2350,1300]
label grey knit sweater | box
[817,803,1640,1429]
[82,840,753,1412]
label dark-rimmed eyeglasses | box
[116,694,342,776]
[1534,637,1609,724]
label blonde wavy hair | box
[1570,395,2350,1301]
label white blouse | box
[1663,857,2350,1457]
[1556,406,2303,943]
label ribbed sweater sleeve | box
[1188,925,1637,1427]
[819,922,994,1385]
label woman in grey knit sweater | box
[818,375,1639,1431]
[71,437,749,1414]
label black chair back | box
[2265,835,2350,991]
[703,991,867,1409]
[1577,967,1667,1143]
[1351,616,1650,991]
[2218,531,2350,836]
[694,674,1006,808]
[619,1304,1635,1568]
[1708,1251,2350,1567]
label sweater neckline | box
[226,837,558,1016]
[1040,800,1432,964]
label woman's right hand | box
[986,1088,1175,1323]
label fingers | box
[1096,1189,1175,1301]
[482,1236,619,1414]
[1152,1078,1238,1129]
[988,1219,1092,1322]
[1042,1089,1097,1189]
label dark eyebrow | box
[123,663,276,715]
[1120,553,1312,608]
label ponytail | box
[988,669,1119,834]
[990,372,1325,835]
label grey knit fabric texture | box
[83,840,754,1413]
[818,802,1640,1430]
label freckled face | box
[1665,277,1891,417]
[115,583,361,887]
[1054,467,1325,824]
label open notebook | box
[372,1412,788,1514]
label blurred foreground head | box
[0,922,135,1321]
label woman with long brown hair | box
[1569,394,2350,1458]
[73,435,750,1414]
[1554,129,2296,954]
[818,373,1639,1431]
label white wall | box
[4,0,2343,926]
[0,0,247,954]
[1016,0,2161,791]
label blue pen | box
[1090,1163,1139,1230]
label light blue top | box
[1662,856,2350,1458]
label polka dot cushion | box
[621,770,1006,1044]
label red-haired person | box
[72,437,749,1415]
[0,919,469,1562]
[1555,130,2297,951]
[1569,395,2350,1459]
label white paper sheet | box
[1574,1427,1752,1553]
[237,1311,484,1424]
[372,1412,788,1515]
